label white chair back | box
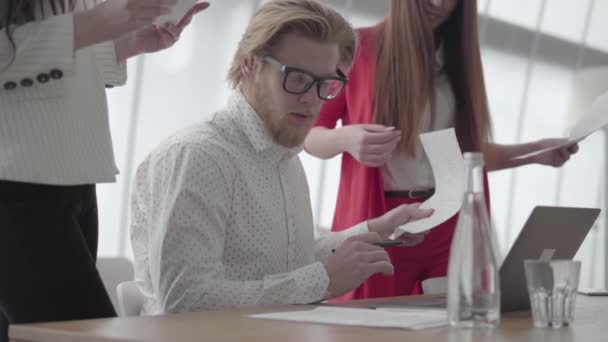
[116,280,145,317]
[96,257,134,312]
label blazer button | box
[20,78,34,87]
[37,73,50,83]
[49,69,63,79]
[3,81,17,90]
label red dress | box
[313,26,490,300]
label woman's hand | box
[342,124,401,167]
[115,2,210,61]
[75,0,181,50]
[530,138,579,167]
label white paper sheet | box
[249,307,447,330]
[390,128,464,238]
[515,90,608,160]
[155,0,197,26]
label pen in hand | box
[331,240,403,253]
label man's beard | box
[255,89,311,149]
[267,114,310,148]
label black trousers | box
[0,181,116,342]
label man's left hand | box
[367,203,433,244]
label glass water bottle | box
[447,152,500,328]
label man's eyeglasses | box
[263,56,348,101]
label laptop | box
[499,206,599,311]
[368,206,601,312]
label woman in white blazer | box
[0,0,209,340]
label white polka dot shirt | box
[130,91,368,315]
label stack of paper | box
[249,307,447,330]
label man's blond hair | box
[228,0,357,88]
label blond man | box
[130,0,432,315]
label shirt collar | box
[226,90,303,159]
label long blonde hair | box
[374,0,492,155]
[228,0,356,88]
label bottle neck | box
[464,161,485,194]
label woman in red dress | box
[304,0,578,301]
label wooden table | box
[10,295,608,342]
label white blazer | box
[0,0,127,185]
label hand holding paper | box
[155,0,207,26]
[526,138,579,167]
[514,89,608,160]
[370,203,434,240]
[390,128,464,239]
[120,0,208,59]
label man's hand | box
[323,232,392,298]
[368,203,434,240]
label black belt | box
[384,188,435,199]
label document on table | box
[155,0,197,26]
[249,307,447,330]
[391,128,464,238]
[515,90,608,160]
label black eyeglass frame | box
[263,55,348,100]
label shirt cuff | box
[314,221,371,260]
[93,41,127,87]
[292,261,330,304]
[349,221,369,235]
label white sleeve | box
[92,41,127,87]
[314,222,370,261]
[88,0,126,87]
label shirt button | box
[3,81,17,90]
[20,78,34,87]
[37,73,50,83]
[49,69,63,79]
